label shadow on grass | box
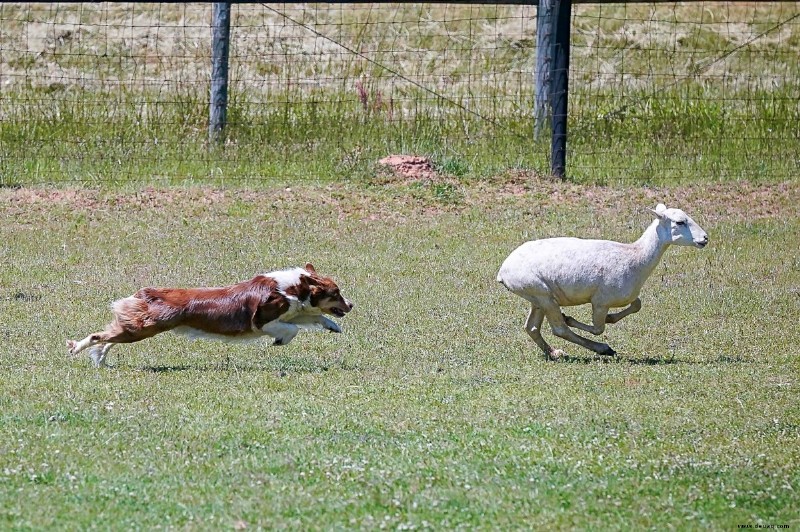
[555,354,755,365]
[139,363,283,373]
[624,356,682,365]
[137,358,358,374]
[140,365,194,373]
[554,354,682,365]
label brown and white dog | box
[66,263,353,367]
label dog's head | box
[299,263,354,318]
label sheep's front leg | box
[605,298,642,324]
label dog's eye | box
[676,220,686,226]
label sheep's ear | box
[650,203,667,219]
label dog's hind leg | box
[87,343,115,368]
[67,326,124,357]
[67,334,103,356]
[67,318,160,360]
[67,309,132,357]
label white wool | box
[497,204,708,358]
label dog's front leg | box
[315,315,341,333]
[287,314,341,333]
[261,321,300,346]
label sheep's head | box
[651,203,708,248]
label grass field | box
[1,177,798,529]
[1,2,799,529]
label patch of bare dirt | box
[378,155,438,181]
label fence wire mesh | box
[0,2,798,185]
[568,2,800,182]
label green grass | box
[2,84,798,186]
[1,180,798,529]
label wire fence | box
[0,2,798,185]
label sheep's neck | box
[630,220,671,278]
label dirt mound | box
[378,155,438,180]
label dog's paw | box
[66,339,77,356]
[272,337,290,346]
[88,345,108,367]
[320,316,342,334]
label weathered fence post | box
[209,2,232,143]
[550,0,572,179]
[534,0,554,140]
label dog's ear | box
[304,263,317,274]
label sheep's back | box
[498,237,632,305]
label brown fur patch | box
[104,276,289,341]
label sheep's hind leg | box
[525,305,564,360]
[540,300,616,357]
[605,298,641,324]
[564,298,642,334]
[563,305,611,336]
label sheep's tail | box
[496,268,509,290]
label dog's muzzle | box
[331,299,354,317]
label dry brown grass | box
[3,175,796,226]
[2,2,797,93]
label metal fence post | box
[534,0,554,140]
[209,2,232,143]
[550,0,572,179]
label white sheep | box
[497,203,708,358]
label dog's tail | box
[110,296,151,331]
